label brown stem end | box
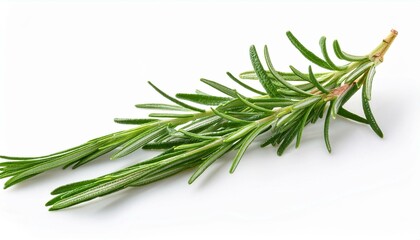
[370,29,398,64]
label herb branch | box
[0,29,397,210]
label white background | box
[0,1,419,239]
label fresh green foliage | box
[0,29,397,210]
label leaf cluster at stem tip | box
[0,29,397,211]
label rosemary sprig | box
[0,29,398,210]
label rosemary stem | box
[369,29,398,64]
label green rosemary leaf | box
[330,98,339,119]
[178,129,220,140]
[235,92,274,113]
[289,71,330,80]
[333,40,369,62]
[130,160,201,187]
[337,107,368,124]
[114,118,158,125]
[239,70,296,83]
[46,182,102,207]
[4,174,40,188]
[249,97,295,103]
[238,70,263,80]
[295,104,316,148]
[47,178,105,206]
[318,102,327,118]
[264,45,313,96]
[253,101,292,109]
[237,71,257,80]
[345,62,374,84]
[242,113,268,122]
[340,83,359,105]
[0,167,32,179]
[175,93,232,106]
[97,137,131,151]
[230,122,271,173]
[4,143,99,189]
[188,143,234,184]
[0,161,38,171]
[48,163,159,208]
[275,111,293,128]
[149,113,194,118]
[226,72,266,95]
[277,127,298,156]
[308,66,329,93]
[0,143,88,161]
[319,36,347,71]
[276,88,306,97]
[138,145,220,186]
[260,129,281,147]
[278,111,306,134]
[324,101,334,153]
[61,158,78,170]
[286,31,333,70]
[214,100,242,112]
[143,139,197,150]
[224,122,258,143]
[289,65,310,82]
[201,128,238,137]
[134,149,182,166]
[0,168,34,180]
[71,146,118,169]
[111,125,168,160]
[48,170,149,211]
[292,96,322,110]
[225,111,260,116]
[50,179,97,195]
[364,66,376,101]
[249,45,280,97]
[173,140,212,151]
[135,103,191,111]
[362,83,384,138]
[148,81,205,112]
[181,115,221,133]
[0,164,38,175]
[239,70,325,82]
[295,82,317,91]
[211,107,251,124]
[200,78,238,98]
[331,87,354,118]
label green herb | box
[0,29,398,211]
